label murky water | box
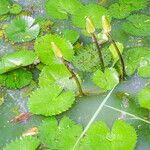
[0,0,150,149]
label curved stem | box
[107,33,126,80]
[91,33,105,72]
[61,58,84,96]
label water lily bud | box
[85,17,95,34]
[102,15,111,33]
[51,42,63,58]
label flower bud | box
[85,17,95,34]
[102,15,111,33]
[51,42,63,58]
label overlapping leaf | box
[0,50,37,74]
[72,4,111,29]
[0,0,11,16]
[35,34,74,65]
[4,136,40,150]
[39,117,83,149]
[28,84,75,116]
[0,68,32,89]
[138,88,150,110]
[6,16,40,43]
[78,120,137,150]
[45,0,83,20]
[93,68,119,91]
[122,14,150,37]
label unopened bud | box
[51,42,63,58]
[102,15,111,33]
[85,17,95,34]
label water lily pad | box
[28,84,75,116]
[45,0,83,20]
[0,68,32,89]
[79,120,137,150]
[6,16,40,43]
[92,68,119,91]
[0,0,11,16]
[138,88,150,110]
[72,4,111,29]
[39,117,83,149]
[9,3,22,15]
[35,34,74,65]
[0,50,37,74]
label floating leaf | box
[9,3,22,15]
[122,14,150,37]
[35,34,74,65]
[138,88,150,110]
[63,29,79,44]
[6,16,40,43]
[0,50,37,74]
[72,4,111,29]
[4,136,40,150]
[0,68,32,89]
[124,47,150,76]
[39,64,77,91]
[79,120,137,150]
[39,117,83,149]
[28,84,75,116]
[109,42,124,65]
[45,0,83,20]
[0,0,11,16]
[93,68,119,91]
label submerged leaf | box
[35,34,74,65]
[79,120,137,150]
[122,14,150,37]
[45,0,83,20]
[93,68,119,91]
[0,68,32,89]
[0,50,37,74]
[39,117,83,149]
[138,88,150,110]
[72,4,111,29]
[6,16,40,43]
[28,84,75,116]
[4,136,40,150]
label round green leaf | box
[6,16,40,43]
[0,0,11,16]
[35,34,74,65]
[28,84,75,116]
[4,136,40,150]
[9,3,22,15]
[93,68,119,91]
[138,88,150,110]
[72,4,111,29]
[45,0,83,20]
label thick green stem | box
[61,58,84,96]
[91,33,105,72]
[107,33,126,80]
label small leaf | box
[63,29,79,44]
[93,68,119,91]
[72,4,111,29]
[79,120,137,150]
[0,68,32,89]
[45,0,83,20]
[6,16,40,43]
[138,88,150,110]
[9,3,22,15]
[0,50,37,74]
[109,42,124,65]
[122,14,150,37]
[28,84,75,116]
[0,0,11,16]
[4,136,40,150]
[35,34,74,65]
[39,116,83,149]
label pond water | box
[0,0,150,149]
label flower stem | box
[91,33,105,72]
[107,33,126,80]
[61,58,85,96]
